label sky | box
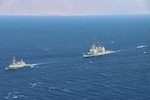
[0,0,150,16]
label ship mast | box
[12,57,16,64]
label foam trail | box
[35,61,50,65]
[30,61,50,68]
[113,45,148,54]
[113,48,134,53]
[30,64,38,68]
[113,50,122,53]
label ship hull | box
[5,64,32,70]
[83,51,113,58]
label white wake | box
[113,45,148,54]
[30,61,50,68]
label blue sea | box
[0,15,150,100]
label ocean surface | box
[0,15,150,100]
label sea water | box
[0,15,150,100]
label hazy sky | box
[0,0,150,16]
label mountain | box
[0,0,149,15]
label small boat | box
[83,43,113,58]
[5,57,32,70]
[137,45,147,49]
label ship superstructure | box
[83,43,113,58]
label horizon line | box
[0,13,150,17]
